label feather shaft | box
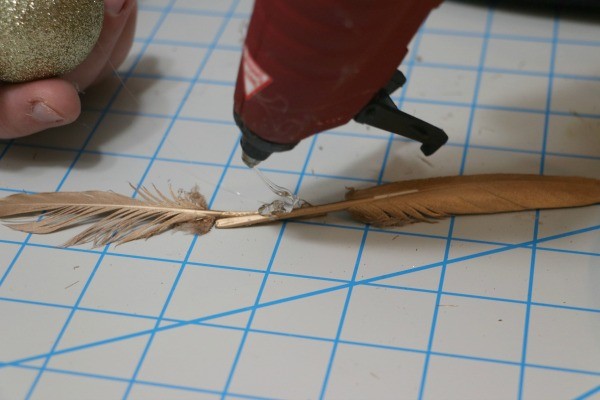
[216,174,600,229]
[215,189,419,228]
[0,191,254,219]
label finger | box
[108,1,138,75]
[64,0,136,90]
[104,0,128,15]
[0,79,80,139]
[92,1,138,86]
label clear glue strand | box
[252,167,306,215]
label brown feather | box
[215,174,600,229]
[3,175,599,245]
[0,186,254,247]
[344,174,600,227]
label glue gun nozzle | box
[242,151,261,168]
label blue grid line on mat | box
[574,384,600,400]
[1,292,600,351]
[1,289,599,342]
[4,134,600,182]
[423,27,600,47]
[2,274,599,324]
[120,1,242,397]
[76,141,600,162]
[4,132,600,181]
[91,58,600,85]
[3,73,599,190]
[0,219,597,296]
[2,257,599,337]
[0,208,600,396]
[1,242,599,330]
[138,2,600,50]
[1,216,598,264]
[419,5,495,398]
[4,321,600,383]
[19,2,180,398]
[0,0,176,285]
[518,11,561,399]
[2,327,599,399]
[0,223,598,325]
[318,21,428,400]
[3,357,600,400]
[139,4,250,18]
[3,224,596,367]
[219,127,321,397]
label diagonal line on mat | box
[13,363,279,400]
[573,384,600,400]
[6,344,599,399]
[1,224,597,370]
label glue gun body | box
[234,0,448,167]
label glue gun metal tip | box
[242,151,261,168]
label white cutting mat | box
[1,1,599,399]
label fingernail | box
[31,102,64,124]
[105,0,127,16]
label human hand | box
[0,0,137,139]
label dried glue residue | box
[253,167,307,215]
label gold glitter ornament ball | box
[0,0,104,83]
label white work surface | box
[1,1,599,399]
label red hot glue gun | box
[233,0,448,167]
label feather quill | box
[0,186,255,247]
[215,174,600,228]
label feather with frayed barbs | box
[0,185,255,247]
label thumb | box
[0,79,81,139]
